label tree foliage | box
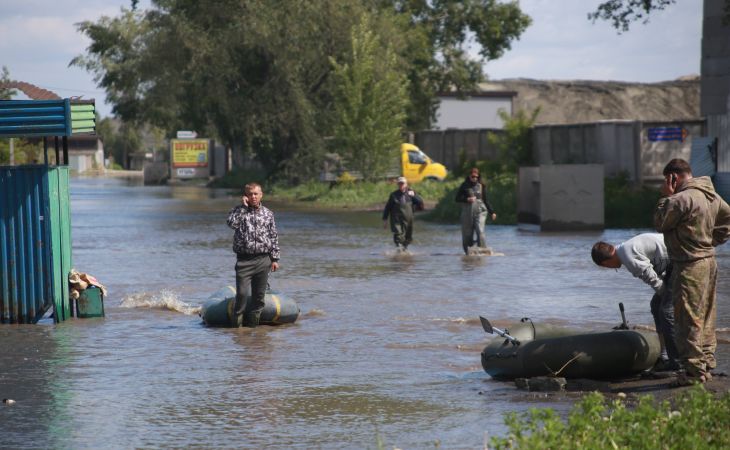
[72,0,531,182]
[587,0,730,32]
[330,14,409,181]
[486,107,540,172]
[0,66,17,100]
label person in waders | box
[455,168,496,254]
[227,183,280,328]
[382,177,423,251]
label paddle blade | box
[479,316,494,334]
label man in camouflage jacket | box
[654,158,730,382]
[227,182,280,327]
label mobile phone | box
[671,174,677,184]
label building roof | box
[0,81,61,100]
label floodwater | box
[1,177,729,449]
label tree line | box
[72,0,531,182]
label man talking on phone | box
[654,158,730,384]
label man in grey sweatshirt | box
[591,233,678,370]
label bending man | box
[591,233,678,370]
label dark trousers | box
[391,218,413,248]
[234,254,271,318]
[650,265,678,363]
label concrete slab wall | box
[517,167,540,224]
[533,120,703,183]
[701,0,730,116]
[413,129,502,169]
[517,165,604,231]
[539,164,604,231]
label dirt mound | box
[481,76,700,125]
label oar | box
[479,316,520,346]
[617,303,629,330]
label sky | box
[0,0,703,118]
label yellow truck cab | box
[400,143,448,183]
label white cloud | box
[484,0,701,82]
[0,0,150,117]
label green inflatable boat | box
[200,286,300,327]
[480,318,661,380]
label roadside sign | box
[176,130,198,139]
[647,127,688,142]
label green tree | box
[389,0,532,129]
[72,0,532,181]
[0,66,17,100]
[96,117,141,169]
[487,107,540,172]
[330,14,410,181]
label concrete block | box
[704,0,726,17]
[517,164,604,231]
[143,161,169,185]
[702,36,730,57]
[517,167,540,224]
[539,164,604,231]
[701,57,730,76]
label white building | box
[433,91,516,130]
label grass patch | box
[269,179,458,209]
[491,385,730,449]
[207,167,269,189]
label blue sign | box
[648,127,687,142]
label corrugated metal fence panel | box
[0,166,72,324]
[46,168,72,322]
[0,166,53,323]
[714,172,730,203]
[0,99,71,138]
[70,102,96,134]
[707,113,730,172]
[690,137,717,178]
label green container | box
[76,287,104,318]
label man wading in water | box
[383,177,423,252]
[455,168,496,254]
[227,183,280,328]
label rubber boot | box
[243,311,260,328]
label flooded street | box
[1,177,729,449]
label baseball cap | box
[396,176,407,184]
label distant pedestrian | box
[591,233,678,370]
[227,183,280,328]
[455,168,496,254]
[654,158,730,384]
[382,177,423,251]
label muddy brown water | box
[1,177,728,449]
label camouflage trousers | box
[671,257,718,377]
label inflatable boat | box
[480,318,661,380]
[200,286,300,327]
